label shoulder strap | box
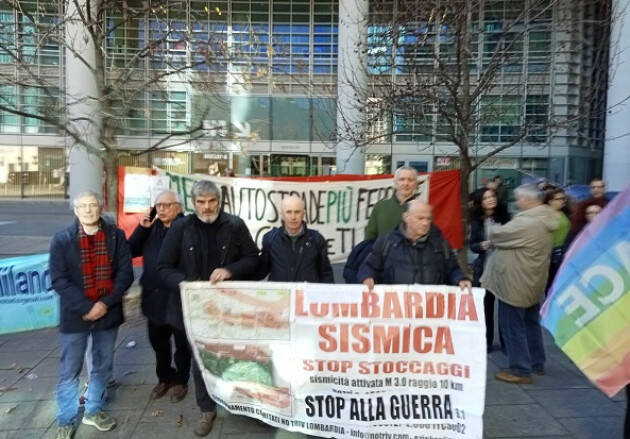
[382,233,396,260]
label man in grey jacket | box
[482,184,558,384]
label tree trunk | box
[458,159,472,277]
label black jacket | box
[357,224,466,286]
[157,212,259,330]
[257,224,334,283]
[128,214,183,324]
[49,218,133,333]
[469,216,487,286]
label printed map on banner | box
[181,281,486,438]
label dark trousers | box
[147,321,191,385]
[484,290,504,351]
[625,385,629,439]
[192,360,217,412]
[498,301,546,377]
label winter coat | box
[358,224,466,286]
[481,204,558,308]
[49,218,133,333]
[157,212,259,330]
[257,224,334,283]
[128,214,183,324]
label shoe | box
[533,369,545,376]
[170,384,188,403]
[150,381,171,400]
[194,411,217,437]
[495,371,533,384]
[82,411,117,431]
[54,425,74,439]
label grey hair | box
[73,190,103,208]
[190,180,221,204]
[394,165,418,180]
[155,190,180,204]
[514,184,543,202]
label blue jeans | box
[56,327,118,426]
[498,301,545,377]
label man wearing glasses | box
[49,191,133,439]
[128,190,189,403]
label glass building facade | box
[0,0,608,197]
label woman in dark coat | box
[469,188,510,352]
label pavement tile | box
[557,416,624,439]
[483,404,568,438]
[0,400,56,430]
[525,364,592,390]
[221,411,277,434]
[113,364,156,387]
[0,376,56,402]
[485,378,535,405]
[28,357,59,378]
[526,388,625,418]
[131,417,223,438]
[71,409,144,439]
[2,428,50,439]
[114,347,155,366]
[0,351,48,370]
[0,332,58,353]
[139,389,198,424]
[105,384,153,411]
[0,370,27,389]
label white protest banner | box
[159,171,428,262]
[181,281,486,438]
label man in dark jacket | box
[158,180,259,437]
[49,191,133,439]
[359,200,471,290]
[258,195,333,282]
[128,190,189,403]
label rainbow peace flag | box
[541,185,630,396]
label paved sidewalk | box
[0,201,626,438]
[0,307,626,439]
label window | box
[525,94,549,143]
[480,95,522,143]
[151,90,188,134]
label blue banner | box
[0,253,59,334]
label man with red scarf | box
[50,191,133,439]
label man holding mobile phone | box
[128,190,188,403]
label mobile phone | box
[149,206,157,221]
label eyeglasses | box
[590,184,605,189]
[156,202,179,209]
[75,202,99,210]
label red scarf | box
[78,222,113,302]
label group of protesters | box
[48,168,627,439]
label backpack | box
[343,228,453,284]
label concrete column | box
[335,0,368,174]
[604,0,630,191]
[65,0,103,202]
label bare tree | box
[0,0,242,215]
[337,0,611,263]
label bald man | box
[359,199,471,290]
[257,195,334,282]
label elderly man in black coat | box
[158,180,259,437]
[128,190,188,403]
